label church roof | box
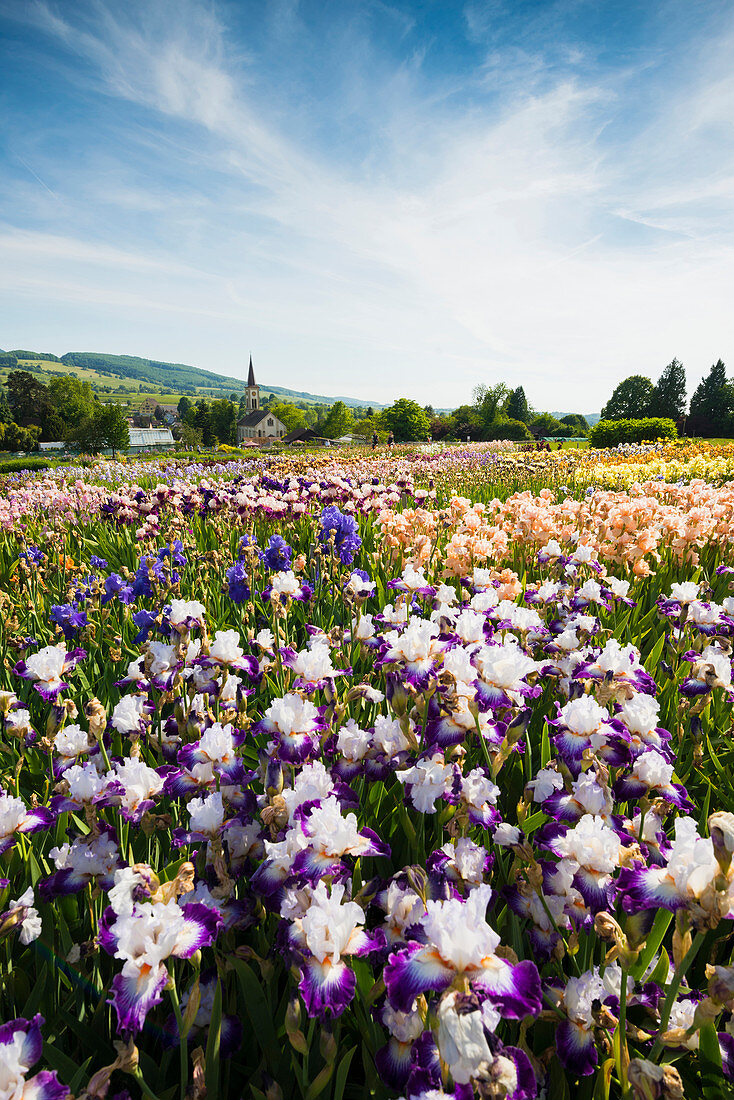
[247,355,256,388]
[237,408,286,428]
[237,409,270,427]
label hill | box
[550,411,601,427]
[1,348,385,409]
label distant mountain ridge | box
[2,347,386,409]
[2,347,601,420]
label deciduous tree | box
[381,398,431,442]
[601,376,653,420]
[320,401,354,439]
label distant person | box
[387,430,394,448]
[371,431,378,450]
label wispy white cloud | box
[1,0,734,407]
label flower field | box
[1,446,734,1100]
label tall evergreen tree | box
[506,386,529,423]
[689,360,733,436]
[193,400,215,447]
[648,359,687,420]
[0,387,13,424]
[5,371,54,431]
[210,399,237,445]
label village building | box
[137,398,179,422]
[138,397,162,417]
[236,357,286,443]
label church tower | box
[245,355,260,411]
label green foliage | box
[648,358,687,421]
[99,404,130,454]
[559,413,589,434]
[588,417,678,446]
[485,417,532,440]
[0,387,12,425]
[177,396,193,418]
[8,349,61,361]
[66,403,129,454]
[529,412,571,437]
[320,401,354,439]
[193,401,216,447]
[351,417,381,442]
[178,422,203,449]
[5,371,56,435]
[0,421,41,452]
[449,404,482,440]
[689,359,734,437]
[380,398,431,441]
[209,399,237,446]
[601,375,654,420]
[0,456,52,472]
[269,401,307,433]
[473,383,510,427]
[505,386,530,423]
[47,375,97,426]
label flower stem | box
[168,977,188,1100]
[650,929,707,1060]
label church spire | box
[245,355,260,411]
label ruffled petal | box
[109,962,169,1033]
[298,957,356,1017]
[384,944,454,1012]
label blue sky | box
[1,0,733,409]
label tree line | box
[0,369,592,454]
[601,359,734,436]
[288,389,589,444]
[2,371,129,453]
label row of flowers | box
[1,463,734,1098]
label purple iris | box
[226,561,251,604]
[102,573,133,605]
[19,546,45,565]
[261,535,293,572]
[49,604,88,640]
[132,609,157,644]
[157,540,187,568]
[319,505,362,565]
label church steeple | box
[245,355,259,411]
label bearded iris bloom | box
[0,791,54,856]
[289,881,383,1017]
[99,870,221,1034]
[319,505,362,565]
[0,1015,67,1100]
[13,644,86,701]
[384,885,542,1019]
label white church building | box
[236,357,287,444]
